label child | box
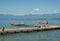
[2,27,5,32]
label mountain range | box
[0,13,60,20]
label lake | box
[0,19,60,41]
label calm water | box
[0,19,60,41]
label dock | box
[0,26,60,35]
[11,23,26,26]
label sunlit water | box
[0,19,60,41]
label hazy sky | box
[0,0,60,15]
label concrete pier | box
[0,26,60,35]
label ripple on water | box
[0,30,60,41]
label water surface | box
[0,19,60,41]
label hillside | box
[0,13,60,20]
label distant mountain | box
[0,13,60,20]
[0,14,23,19]
[20,13,60,19]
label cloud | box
[29,8,42,14]
[46,9,60,14]
[34,8,40,11]
[0,8,60,16]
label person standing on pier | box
[2,27,5,32]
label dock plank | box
[0,26,60,35]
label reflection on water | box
[0,19,60,28]
[0,30,60,41]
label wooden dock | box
[0,26,60,35]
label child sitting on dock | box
[37,19,41,28]
[43,19,48,27]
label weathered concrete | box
[0,26,60,35]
